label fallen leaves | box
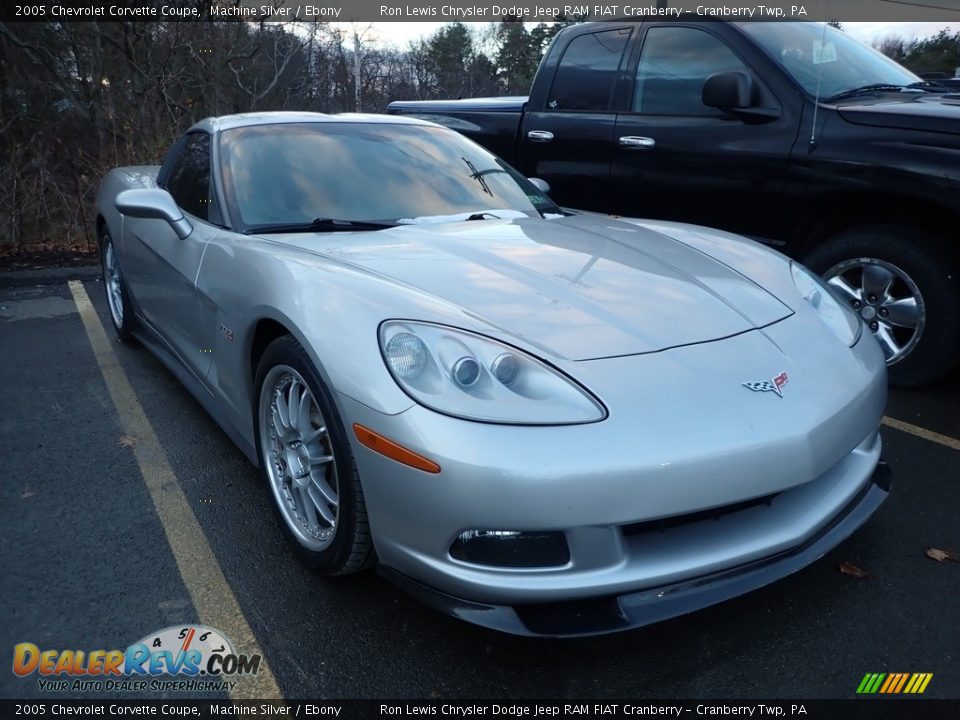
[925,547,958,563]
[838,561,872,579]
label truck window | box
[633,26,749,115]
[164,132,216,222]
[548,28,632,111]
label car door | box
[611,23,798,242]
[519,25,634,211]
[122,131,219,384]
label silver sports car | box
[97,112,890,636]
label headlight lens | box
[790,262,861,346]
[379,321,606,424]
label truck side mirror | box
[702,71,756,110]
[528,178,551,194]
[115,188,193,239]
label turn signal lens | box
[353,424,440,473]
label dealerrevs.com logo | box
[12,625,261,693]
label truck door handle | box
[619,136,656,149]
[527,130,554,143]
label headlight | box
[791,262,862,346]
[379,321,606,425]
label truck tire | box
[804,226,960,388]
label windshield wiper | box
[247,217,396,234]
[825,83,919,103]
[906,80,951,92]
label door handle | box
[527,130,554,143]
[618,136,656,149]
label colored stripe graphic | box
[858,673,932,694]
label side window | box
[633,27,749,115]
[164,133,215,221]
[548,28,632,111]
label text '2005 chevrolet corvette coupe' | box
[96,112,890,636]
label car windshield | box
[737,22,920,100]
[219,122,559,230]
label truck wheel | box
[804,226,960,388]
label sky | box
[334,21,960,50]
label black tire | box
[99,229,136,342]
[253,335,374,574]
[804,225,960,388]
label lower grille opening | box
[621,493,780,537]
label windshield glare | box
[737,22,919,99]
[219,122,557,229]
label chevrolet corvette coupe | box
[96,112,890,636]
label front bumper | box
[380,460,891,637]
[340,316,888,625]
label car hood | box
[836,93,960,135]
[261,215,792,361]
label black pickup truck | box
[389,21,960,387]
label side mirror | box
[528,177,551,194]
[115,188,192,239]
[702,71,756,110]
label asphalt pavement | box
[1,266,957,701]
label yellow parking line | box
[882,416,960,453]
[68,281,282,700]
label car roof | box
[189,111,438,134]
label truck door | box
[519,26,634,211]
[611,23,797,243]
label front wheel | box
[254,335,374,574]
[804,225,960,388]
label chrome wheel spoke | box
[308,484,336,525]
[293,485,319,532]
[295,388,312,433]
[826,275,861,305]
[274,387,292,430]
[287,380,301,428]
[310,454,334,467]
[304,424,327,444]
[310,475,338,506]
[883,297,920,329]
[861,263,894,299]
[875,323,900,360]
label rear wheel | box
[254,335,374,574]
[804,225,960,388]
[100,230,135,341]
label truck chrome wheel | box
[824,258,924,365]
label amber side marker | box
[353,424,441,473]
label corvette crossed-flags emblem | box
[743,371,790,398]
